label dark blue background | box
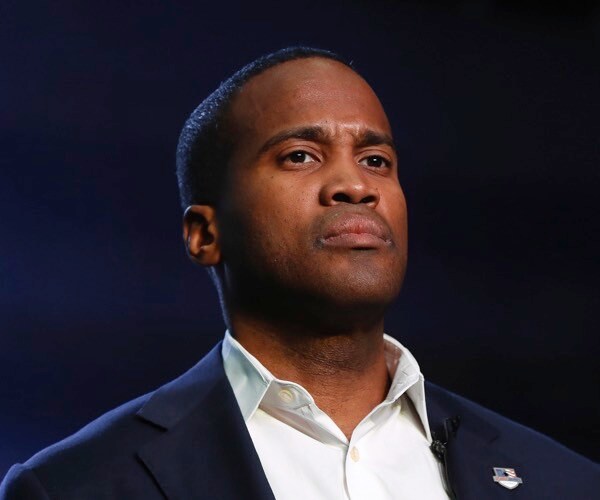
[1,0,599,478]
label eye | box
[285,150,314,164]
[359,155,391,168]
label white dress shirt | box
[222,331,450,500]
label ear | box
[182,205,221,266]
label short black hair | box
[176,46,352,209]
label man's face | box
[218,58,407,320]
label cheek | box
[381,186,408,245]
[264,172,314,213]
[396,200,408,244]
[232,174,316,252]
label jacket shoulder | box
[425,381,599,494]
[1,344,226,499]
[427,382,589,455]
[1,393,165,499]
[0,464,49,499]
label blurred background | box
[1,0,599,477]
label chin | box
[324,254,405,293]
[317,268,404,309]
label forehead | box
[227,58,392,145]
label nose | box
[319,159,380,208]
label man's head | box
[178,48,407,332]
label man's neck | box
[229,313,390,439]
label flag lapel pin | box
[492,467,523,490]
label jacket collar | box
[135,343,275,500]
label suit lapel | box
[135,344,275,500]
[426,383,528,500]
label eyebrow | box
[258,126,331,154]
[353,129,396,151]
[258,125,396,155]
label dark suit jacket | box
[1,343,598,499]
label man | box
[1,47,597,499]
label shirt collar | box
[222,330,433,441]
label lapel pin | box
[492,467,523,490]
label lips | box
[318,212,392,249]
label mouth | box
[317,213,392,250]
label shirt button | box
[278,388,295,403]
[350,446,360,462]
